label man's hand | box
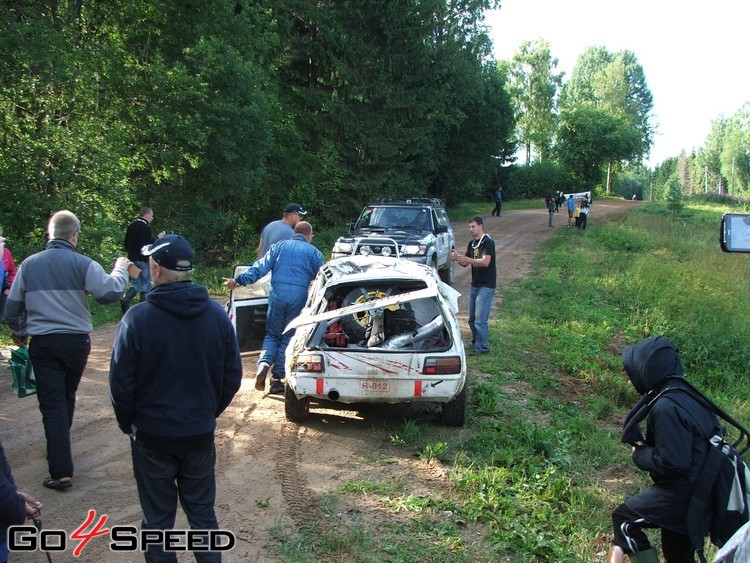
[113,257,132,271]
[223,278,238,290]
[20,492,42,519]
[10,332,28,348]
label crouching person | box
[110,235,242,562]
[606,336,719,563]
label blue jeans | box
[130,438,220,563]
[259,289,308,379]
[468,286,495,353]
[28,333,91,479]
[131,260,151,294]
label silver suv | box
[331,198,456,285]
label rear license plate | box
[360,380,390,392]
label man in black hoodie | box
[110,234,242,563]
[607,336,718,563]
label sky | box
[485,0,750,166]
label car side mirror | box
[720,213,750,253]
[435,224,448,234]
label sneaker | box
[255,362,270,391]
[269,379,285,394]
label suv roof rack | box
[373,198,445,207]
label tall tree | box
[507,38,562,164]
[560,46,654,162]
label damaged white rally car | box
[282,239,467,426]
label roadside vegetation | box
[271,197,750,562]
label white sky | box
[485,0,750,166]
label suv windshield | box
[356,206,433,230]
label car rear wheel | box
[441,384,466,426]
[285,383,310,422]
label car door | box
[433,208,453,267]
[225,265,270,353]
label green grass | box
[273,197,750,562]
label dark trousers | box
[612,503,696,562]
[130,438,221,563]
[491,202,502,216]
[28,333,91,479]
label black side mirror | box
[435,224,448,234]
[720,213,750,253]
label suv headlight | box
[401,243,427,256]
[332,240,353,254]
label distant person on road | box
[110,234,242,563]
[225,221,323,394]
[256,203,307,259]
[578,198,590,230]
[451,216,496,355]
[6,210,131,491]
[1,439,43,562]
[121,207,165,314]
[566,195,575,227]
[491,186,503,217]
[606,336,718,563]
[547,196,556,227]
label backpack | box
[650,378,750,562]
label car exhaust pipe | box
[328,389,340,401]
[382,315,444,350]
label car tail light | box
[422,356,462,375]
[294,353,325,373]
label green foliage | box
[504,160,574,200]
[0,0,509,268]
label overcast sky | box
[486,0,750,166]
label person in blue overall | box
[224,221,323,394]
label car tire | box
[441,384,466,426]
[284,382,310,422]
[438,255,454,285]
[340,287,392,342]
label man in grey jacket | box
[7,210,131,491]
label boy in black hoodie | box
[607,336,718,563]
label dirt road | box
[0,198,636,562]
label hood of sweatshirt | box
[145,281,212,318]
[622,335,685,395]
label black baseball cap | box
[284,203,308,216]
[141,234,194,271]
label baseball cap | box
[284,203,308,216]
[141,234,194,271]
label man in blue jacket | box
[110,234,242,563]
[224,221,323,394]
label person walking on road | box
[121,207,165,314]
[110,234,242,563]
[224,221,323,394]
[451,216,496,355]
[6,210,131,491]
[547,196,556,227]
[491,187,503,217]
[567,195,575,227]
[256,203,307,259]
